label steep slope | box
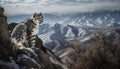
[38,10,120,51]
[8,10,120,51]
[0,7,64,69]
[38,23,90,50]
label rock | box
[8,22,18,33]
[0,6,4,15]
[17,55,43,69]
[34,49,55,69]
[0,6,15,60]
[0,64,13,69]
[0,45,9,59]
[35,35,44,50]
[0,11,10,46]
[0,7,64,69]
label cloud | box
[1,0,120,4]
[0,0,120,16]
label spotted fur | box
[11,13,43,48]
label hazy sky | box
[0,0,120,16]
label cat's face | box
[32,13,43,24]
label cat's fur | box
[11,13,43,48]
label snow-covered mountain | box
[8,10,120,50]
[38,23,91,50]
[38,10,120,50]
[61,10,120,27]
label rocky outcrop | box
[0,7,10,44]
[0,7,64,69]
[0,6,14,60]
[8,22,18,33]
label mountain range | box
[8,10,120,50]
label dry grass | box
[64,30,120,69]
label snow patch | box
[81,37,90,42]
[96,18,103,24]
[65,27,75,37]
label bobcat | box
[11,13,43,49]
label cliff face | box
[0,7,9,45]
[0,7,64,69]
[0,7,10,42]
[0,6,12,59]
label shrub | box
[65,29,120,69]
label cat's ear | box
[39,12,42,15]
[33,13,37,17]
[31,13,37,19]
